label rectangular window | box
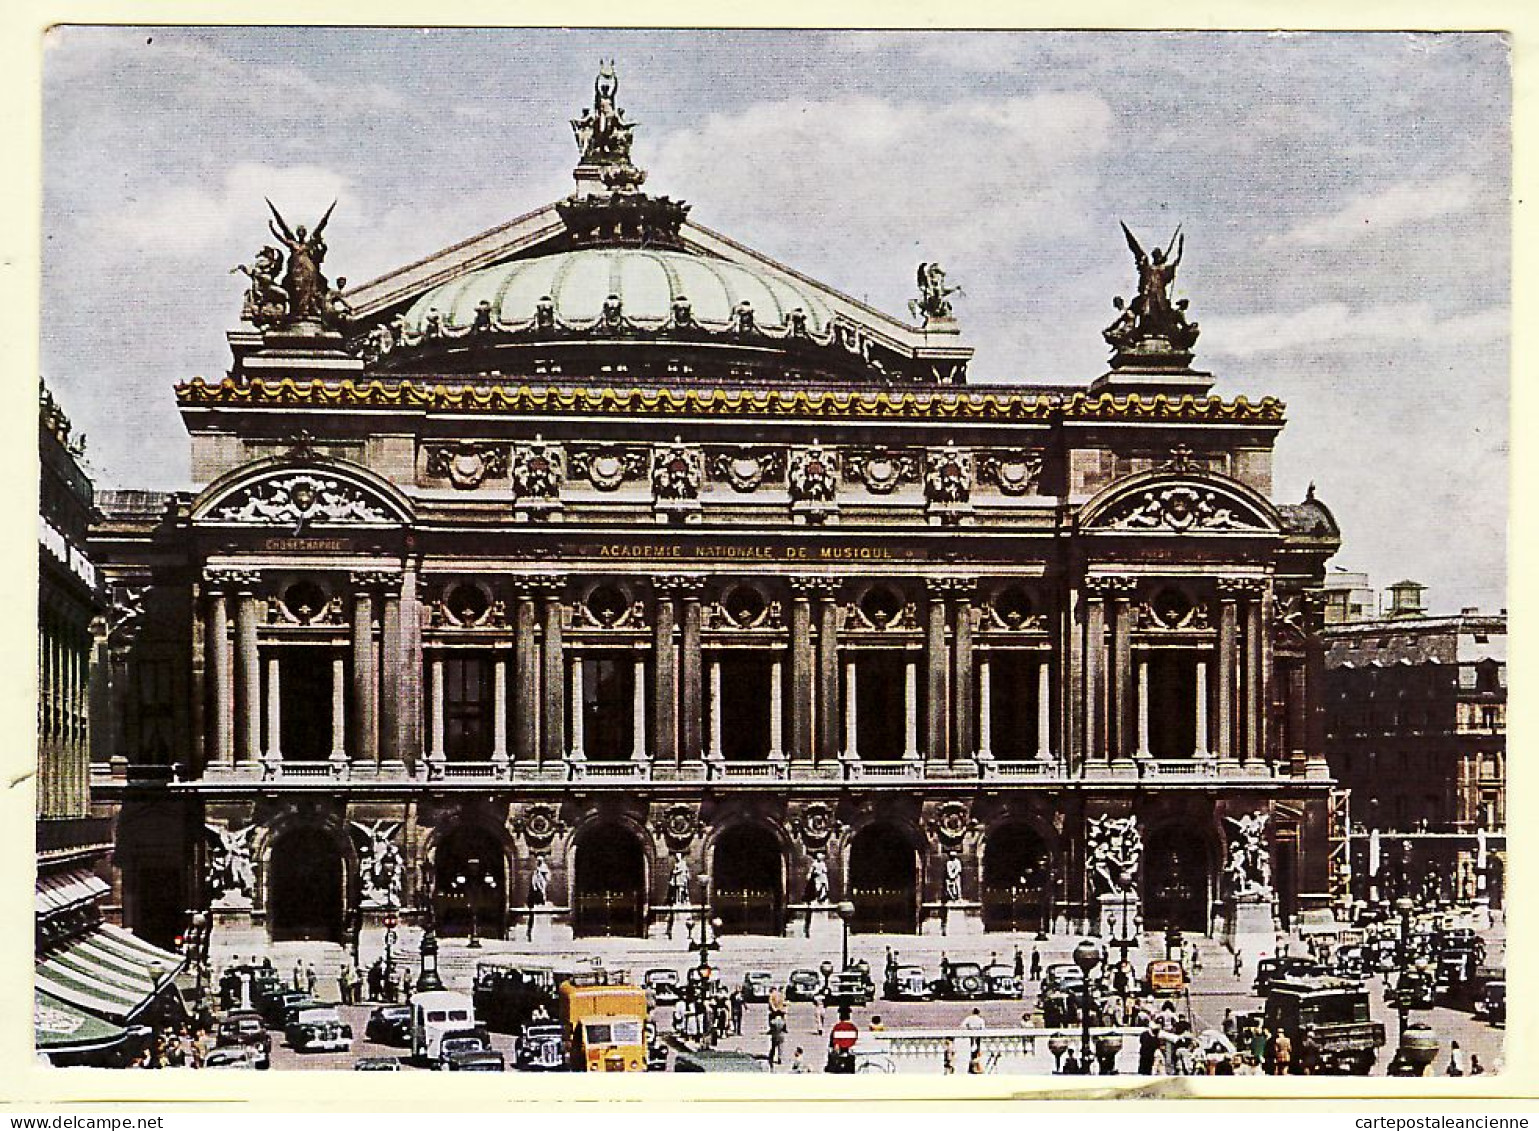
[443,655,493,760]
[581,653,635,760]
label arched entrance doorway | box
[573,824,646,938]
[432,826,507,941]
[847,824,918,934]
[982,822,1051,933]
[1144,825,1212,933]
[712,825,784,935]
[269,828,345,942]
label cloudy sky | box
[41,28,1509,613]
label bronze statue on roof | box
[1104,222,1201,368]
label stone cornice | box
[175,377,1285,425]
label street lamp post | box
[1073,938,1100,1075]
[838,900,855,971]
[416,926,444,993]
[1394,895,1415,1040]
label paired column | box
[815,582,840,762]
[768,659,785,760]
[631,653,648,762]
[951,581,977,760]
[842,658,858,759]
[1215,583,1239,762]
[539,576,567,764]
[396,562,424,769]
[1244,584,1265,762]
[234,574,262,764]
[708,658,724,761]
[676,576,705,766]
[427,656,444,766]
[204,573,234,767]
[350,571,390,769]
[264,654,282,762]
[1036,657,1054,760]
[332,655,349,763]
[1134,658,1151,758]
[787,582,814,763]
[903,658,920,761]
[977,655,992,761]
[1081,579,1110,764]
[1194,659,1210,757]
[1108,580,1136,761]
[492,654,510,769]
[923,579,951,761]
[513,582,540,763]
[568,655,585,760]
[651,579,678,765]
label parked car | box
[513,1021,567,1072]
[353,1057,404,1071]
[1332,946,1369,980]
[285,1004,354,1053]
[933,962,991,1001]
[215,1010,272,1067]
[643,969,685,1007]
[1144,959,1187,997]
[443,1039,506,1072]
[740,971,775,1003]
[785,969,823,1002]
[884,964,931,1001]
[826,967,875,1008]
[1385,967,1438,1010]
[203,1045,268,1070]
[673,1049,771,1072]
[1474,979,1506,1025]
[365,1004,413,1046]
[432,1031,497,1070]
[1253,956,1324,997]
[984,964,1023,999]
[259,990,314,1028]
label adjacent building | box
[88,69,1343,964]
[37,382,184,1065]
[1322,579,1506,910]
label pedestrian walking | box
[767,1012,787,1067]
[338,963,353,1005]
[961,1006,985,1056]
[305,962,317,995]
[1018,1013,1036,1055]
[969,1045,985,1074]
[730,988,744,1036]
[813,992,827,1035]
[1030,945,1042,981]
[790,1046,808,1074]
[292,959,305,990]
[942,1038,956,1075]
[671,997,687,1034]
[1447,1041,1467,1077]
[1271,1029,1293,1076]
[1191,945,1202,974]
[869,1015,886,1032]
[767,985,787,1022]
[1014,945,1025,982]
[400,968,413,1003]
[1221,1008,1236,1043]
[1233,949,1244,979]
[1138,1024,1159,1075]
[1470,1054,1485,1076]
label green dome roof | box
[401,247,837,338]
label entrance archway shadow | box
[712,824,785,935]
[433,826,507,940]
[847,824,918,934]
[1144,824,1212,933]
[573,824,646,938]
[269,827,345,943]
[982,822,1051,933]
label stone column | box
[569,654,585,760]
[264,654,281,762]
[513,583,539,763]
[1083,580,1108,764]
[708,657,724,761]
[787,580,815,765]
[539,577,567,764]
[396,562,424,771]
[768,659,785,760]
[379,579,402,767]
[492,655,510,769]
[631,652,648,762]
[816,582,840,763]
[1259,580,1276,763]
[1216,583,1240,763]
[350,574,384,768]
[924,579,950,763]
[332,655,349,764]
[1194,659,1211,757]
[234,576,261,764]
[1110,582,1135,762]
[843,657,858,759]
[652,581,678,766]
[1244,587,1264,763]
[428,656,445,767]
[206,578,233,767]
[903,657,920,761]
[977,654,992,761]
[676,576,705,768]
[952,581,976,761]
[1135,658,1151,759]
[1037,656,1054,761]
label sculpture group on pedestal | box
[352,820,404,908]
[234,200,346,333]
[1103,222,1201,365]
[1223,811,1273,899]
[205,824,256,906]
[1086,815,1142,897]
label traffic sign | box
[830,1019,859,1050]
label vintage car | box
[983,964,1024,999]
[1385,967,1438,1010]
[740,970,775,1003]
[1253,956,1325,997]
[884,964,931,1001]
[932,962,991,1001]
[673,1049,771,1073]
[445,1046,506,1072]
[785,969,824,1002]
[215,1010,272,1067]
[473,961,573,1034]
[513,1021,567,1072]
[432,1031,499,1071]
[259,990,314,1028]
[203,1046,267,1070]
[826,967,876,1008]
[284,1004,354,1053]
[1145,959,1187,997]
[1474,979,1506,1025]
[643,969,685,1007]
[1331,946,1369,980]
[365,1004,414,1045]
[353,1057,404,1071]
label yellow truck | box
[558,979,650,1072]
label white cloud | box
[96,162,354,260]
[1276,172,1479,247]
[1204,300,1507,358]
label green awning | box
[35,924,186,1024]
[34,989,129,1053]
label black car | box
[932,962,991,1000]
[1253,956,1324,997]
[884,965,931,1002]
[826,968,875,1008]
[365,1004,413,1046]
[285,1004,355,1053]
[259,990,314,1028]
[983,964,1024,999]
[354,1057,404,1071]
[741,971,775,1004]
[446,1048,506,1072]
[514,1021,567,1072]
[1386,968,1438,1010]
[215,1010,272,1067]
[434,1031,499,1071]
[1475,979,1506,1025]
[785,969,823,1002]
[644,969,685,1007]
